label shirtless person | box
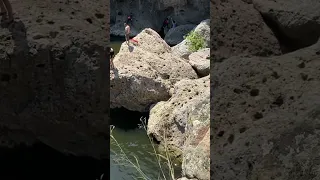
[0,0,13,24]
[124,22,130,45]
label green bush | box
[185,31,206,52]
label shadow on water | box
[110,108,149,130]
[0,143,108,180]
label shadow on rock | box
[128,45,134,52]
[0,20,30,115]
[5,21,28,58]
[111,67,119,78]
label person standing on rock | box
[110,47,115,69]
[162,18,169,34]
[124,22,130,45]
[171,18,177,29]
[0,0,14,24]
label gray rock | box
[148,76,210,180]
[211,0,281,62]
[188,48,210,77]
[211,39,320,180]
[253,0,320,49]
[165,24,196,45]
[183,129,210,180]
[172,39,192,59]
[110,28,197,112]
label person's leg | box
[2,0,12,21]
[127,34,130,45]
[110,56,114,69]
[110,52,114,69]
[125,34,130,45]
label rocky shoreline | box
[110,19,210,179]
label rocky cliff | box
[110,0,209,36]
[211,0,320,179]
[0,0,109,159]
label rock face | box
[110,0,209,36]
[172,19,210,59]
[211,0,281,62]
[211,1,320,179]
[211,37,320,179]
[188,48,210,77]
[147,76,210,180]
[253,0,320,50]
[183,128,210,180]
[0,0,109,159]
[110,28,197,112]
[164,24,196,45]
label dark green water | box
[111,40,122,54]
[110,127,170,180]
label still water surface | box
[110,127,169,180]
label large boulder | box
[211,0,281,62]
[172,19,210,59]
[0,0,109,159]
[164,24,196,45]
[252,0,320,50]
[147,76,210,180]
[110,28,197,112]
[188,48,210,77]
[211,39,320,179]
